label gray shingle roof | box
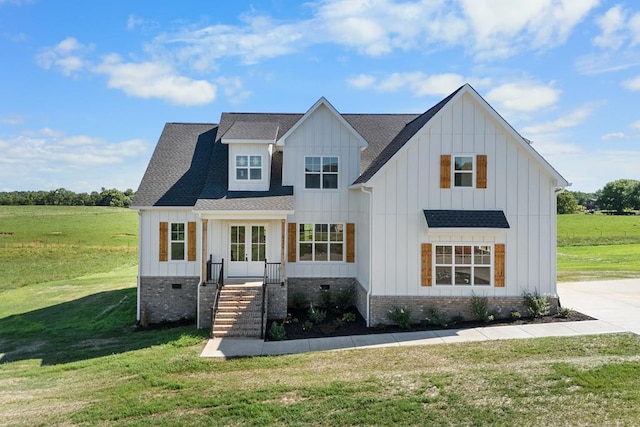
[423,210,510,228]
[131,123,218,207]
[222,120,279,141]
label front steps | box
[212,285,264,339]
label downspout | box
[136,210,142,323]
[360,186,373,327]
[196,213,202,329]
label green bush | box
[423,306,449,327]
[522,291,551,318]
[510,310,522,320]
[557,306,572,318]
[387,306,412,329]
[292,292,309,310]
[319,289,334,309]
[308,304,327,324]
[470,292,494,324]
[302,320,313,331]
[335,285,356,309]
[341,312,357,323]
[268,322,286,341]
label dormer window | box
[305,156,338,189]
[236,155,262,180]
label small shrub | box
[302,320,314,331]
[308,304,327,324]
[522,291,551,318]
[423,306,449,327]
[268,322,286,341]
[557,306,572,318]
[319,289,334,309]
[450,314,464,326]
[341,312,357,323]
[292,292,309,310]
[320,323,338,335]
[510,310,522,320]
[387,306,412,329]
[335,285,356,310]
[333,318,345,329]
[470,292,494,324]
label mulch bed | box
[268,306,595,341]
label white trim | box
[276,97,368,148]
[432,243,494,287]
[304,155,339,189]
[452,154,475,188]
[197,210,293,220]
[169,222,187,261]
[222,138,275,145]
[297,222,346,262]
[234,154,264,182]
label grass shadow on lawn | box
[0,288,207,366]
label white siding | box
[367,92,559,297]
[138,209,200,277]
[282,104,360,278]
[227,143,272,191]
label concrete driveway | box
[558,278,640,335]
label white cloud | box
[347,74,376,89]
[36,37,90,76]
[623,75,640,91]
[0,115,24,125]
[631,120,640,129]
[631,12,640,45]
[601,132,627,140]
[485,81,561,114]
[522,105,595,136]
[215,76,251,105]
[348,72,490,97]
[93,54,216,106]
[127,15,145,31]
[593,5,627,49]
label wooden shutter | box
[187,221,196,261]
[477,155,487,189]
[421,243,432,286]
[288,222,297,262]
[346,223,355,263]
[494,244,505,287]
[440,155,451,188]
[159,222,168,262]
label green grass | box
[1,206,640,424]
[557,213,640,281]
[0,206,137,290]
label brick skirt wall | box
[288,277,368,320]
[369,295,559,326]
[139,276,199,324]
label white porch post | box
[280,219,286,283]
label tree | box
[557,191,579,214]
[596,179,640,213]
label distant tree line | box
[558,179,640,214]
[0,188,135,208]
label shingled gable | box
[275,96,369,149]
[423,210,510,229]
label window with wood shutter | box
[187,222,196,261]
[494,244,505,287]
[346,223,355,263]
[421,243,432,286]
[440,155,451,188]
[159,222,168,262]
[288,222,297,262]
[476,155,487,189]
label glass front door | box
[228,225,266,277]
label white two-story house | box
[132,84,568,333]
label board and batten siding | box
[281,103,361,278]
[138,209,201,277]
[367,92,558,298]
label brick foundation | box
[267,282,288,320]
[369,295,559,326]
[287,277,368,320]
[198,283,218,328]
[139,276,199,324]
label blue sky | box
[1,0,639,193]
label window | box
[170,223,185,261]
[299,223,344,261]
[236,155,262,180]
[305,156,338,189]
[434,244,491,286]
[454,156,473,187]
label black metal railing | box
[206,255,224,286]
[260,259,280,339]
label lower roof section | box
[423,210,510,229]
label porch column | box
[280,219,286,282]
[201,219,208,281]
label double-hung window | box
[236,155,262,180]
[170,223,186,261]
[453,156,474,187]
[299,223,344,261]
[305,156,338,189]
[435,244,491,286]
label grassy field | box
[557,214,640,281]
[1,206,640,425]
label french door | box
[228,225,266,277]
